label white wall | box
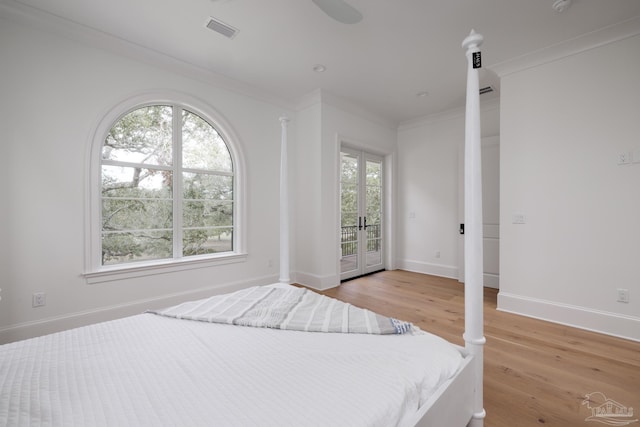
[0,43,9,327]
[294,91,397,289]
[293,101,323,285]
[499,34,640,341]
[0,16,294,342]
[396,102,500,279]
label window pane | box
[366,186,381,223]
[366,228,382,249]
[102,198,172,230]
[102,230,172,265]
[101,164,173,266]
[366,160,381,186]
[341,153,358,184]
[341,226,358,253]
[341,212,357,228]
[340,241,358,273]
[341,183,357,214]
[366,211,381,226]
[183,201,233,228]
[183,173,232,200]
[182,110,232,172]
[183,228,233,256]
[103,106,173,166]
[102,165,172,198]
[366,241,382,267]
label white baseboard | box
[293,271,339,291]
[483,273,499,289]
[0,274,279,345]
[497,292,640,342]
[397,259,459,280]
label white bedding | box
[149,284,412,335]
[0,290,463,427]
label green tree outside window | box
[101,105,234,265]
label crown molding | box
[398,97,499,132]
[296,89,396,130]
[295,89,323,112]
[490,15,640,78]
[0,0,297,113]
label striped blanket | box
[149,284,413,335]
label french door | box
[340,148,384,280]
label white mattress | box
[0,311,463,426]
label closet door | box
[340,148,384,280]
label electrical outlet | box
[32,292,46,307]
[616,288,629,303]
[617,152,632,165]
[435,250,441,259]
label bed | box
[1,284,468,427]
[0,30,486,427]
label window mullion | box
[181,167,233,177]
[173,105,183,259]
[101,159,173,171]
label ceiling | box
[6,0,640,124]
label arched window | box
[86,95,245,281]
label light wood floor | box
[313,270,640,427]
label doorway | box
[457,136,500,288]
[340,148,384,280]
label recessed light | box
[313,64,327,73]
[416,91,429,98]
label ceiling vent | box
[479,85,495,95]
[206,17,238,39]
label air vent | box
[206,17,238,39]
[479,86,494,95]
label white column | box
[462,29,486,427]
[279,117,291,284]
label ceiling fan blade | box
[311,0,363,24]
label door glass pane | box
[366,160,381,186]
[365,159,382,268]
[341,153,358,184]
[340,152,359,274]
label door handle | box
[358,217,363,230]
[364,216,368,230]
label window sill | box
[84,253,248,284]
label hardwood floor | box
[314,270,640,427]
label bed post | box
[462,29,486,427]
[279,116,291,284]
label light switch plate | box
[512,213,526,224]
